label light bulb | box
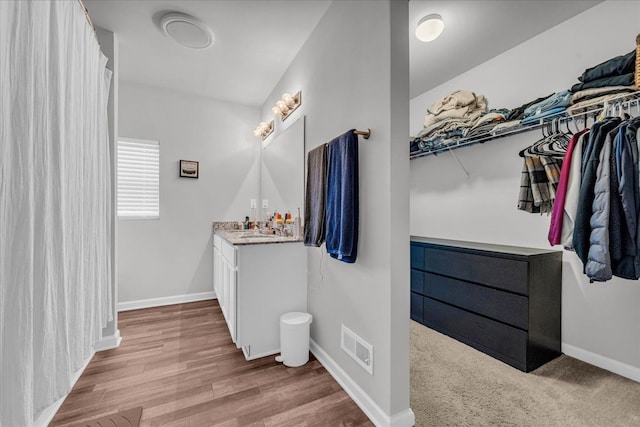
[276,100,288,112]
[272,106,281,115]
[259,122,267,128]
[282,93,294,107]
[253,129,260,137]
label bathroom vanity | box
[213,228,307,360]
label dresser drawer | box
[423,272,529,330]
[410,292,424,324]
[411,244,425,270]
[411,269,425,295]
[424,298,528,370]
[423,247,529,295]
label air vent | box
[341,324,373,375]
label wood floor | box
[50,300,372,426]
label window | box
[117,138,159,219]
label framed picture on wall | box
[179,160,199,178]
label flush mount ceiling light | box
[160,12,214,49]
[416,13,444,42]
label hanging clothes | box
[573,117,622,271]
[561,130,590,249]
[548,128,590,246]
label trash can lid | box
[281,312,312,325]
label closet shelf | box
[410,92,640,160]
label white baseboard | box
[310,339,415,427]
[95,329,122,352]
[562,343,640,383]
[34,353,94,427]
[117,291,216,312]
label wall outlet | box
[250,199,257,209]
[341,324,373,375]
[262,199,268,209]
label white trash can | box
[275,312,313,367]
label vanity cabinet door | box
[218,240,237,345]
[213,246,222,299]
[227,264,237,343]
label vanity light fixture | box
[416,13,444,42]
[271,91,302,121]
[253,120,274,140]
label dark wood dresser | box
[410,236,562,372]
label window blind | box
[117,138,159,219]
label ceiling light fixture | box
[253,120,274,141]
[416,14,444,42]
[271,91,302,121]
[160,12,215,49]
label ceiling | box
[84,0,332,106]
[409,0,602,98]
[85,0,602,106]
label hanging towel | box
[325,130,359,263]
[303,144,328,247]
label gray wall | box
[261,0,411,418]
[118,82,260,303]
[410,0,640,380]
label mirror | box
[260,116,305,220]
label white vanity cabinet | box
[213,234,237,342]
[213,232,307,360]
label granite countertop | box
[215,229,303,246]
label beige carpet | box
[411,321,640,427]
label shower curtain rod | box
[77,0,98,42]
[354,129,371,139]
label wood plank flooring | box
[50,300,372,427]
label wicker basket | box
[636,34,640,88]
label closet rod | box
[77,0,98,43]
[354,129,371,139]
[411,92,640,160]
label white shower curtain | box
[0,1,113,425]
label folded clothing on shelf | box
[523,91,572,117]
[507,94,554,121]
[423,89,487,127]
[577,50,636,83]
[570,85,637,104]
[571,73,635,92]
[521,106,567,126]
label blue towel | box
[325,130,359,263]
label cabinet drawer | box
[411,269,425,295]
[411,292,424,324]
[424,298,528,369]
[423,247,528,295]
[411,244,425,270]
[221,240,236,266]
[423,272,528,330]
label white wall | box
[410,0,640,381]
[261,1,412,424]
[118,82,260,303]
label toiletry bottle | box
[244,216,250,230]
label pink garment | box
[548,129,590,246]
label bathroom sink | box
[233,232,280,238]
